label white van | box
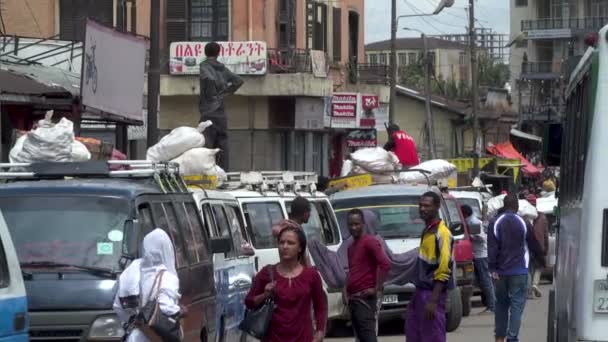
[218,172,345,331]
[189,189,256,342]
[0,211,28,341]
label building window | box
[408,52,417,65]
[428,51,436,67]
[515,0,528,7]
[459,51,467,65]
[369,54,378,64]
[190,0,229,41]
[379,53,387,65]
[398,53,407,67]
[59,0,113,41]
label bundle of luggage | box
[145,121,227,182]
[340,147,457,185]
[9,110,126,165]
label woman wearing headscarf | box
[113,228,182,342]
[245,226,327,342]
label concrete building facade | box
[510,0,608,129]
[2,0,388,175]
[365,37,470,85]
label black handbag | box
[139,270,183,342]
[239,267,275,339]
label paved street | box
[329,285,550,342]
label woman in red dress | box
[245,227,327,342]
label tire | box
[446,287,463,332]
[547,289,555,342]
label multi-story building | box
[365,37,470,86]
[510,0,607,130]
[431,28,510,64]
[1,0,389,175]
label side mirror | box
[468,223,482,235]
[123,219,140,258]
[449,222,464,235]
[240,243,255,257]
[210,237,232,254]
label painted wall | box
[159,95,270,130]
[377,95,461,160]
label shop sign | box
[360,95,380,128]
[331,93,358,128]
[169,41,267,75]
[346,129,377,148]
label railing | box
[521,16,608,31]
[521,61,562,75]
[349,63,391,85]
[520,104,565,122]
[267,48,320,74]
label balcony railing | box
[267,48,322,74]
[521,104,565,122]
[349,63,391,85]
[521,61,562,75]
[521,16,608,31]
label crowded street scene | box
[0,0,607,341]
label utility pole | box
[422,33,437,159]
[147,0,160,147]
[469,0,480,177]
[389,0,397,124]
[115,0,128,154]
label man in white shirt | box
[462,204,495,314]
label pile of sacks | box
[486,194,538,222]
[10,111,91,163]
[340,147,457,185]
[146,121,227,182]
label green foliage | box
[398,55,510,101]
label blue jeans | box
[474,258,495,310]
[494,274,528,342]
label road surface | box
[328,285,550,342]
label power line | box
[402,0,448,34]
[404,0,468,30]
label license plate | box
[594,280,608,313]
[382,295,398,304]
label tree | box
[398,54,510,101]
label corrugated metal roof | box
[0,60,80,97]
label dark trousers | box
[201,115,229,171]
[349,296,378,342]
[474,258,495,310]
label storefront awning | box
[0,61,79,106]
[486,141,541,176]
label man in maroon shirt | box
[345,208,391,342]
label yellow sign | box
[183,174,218,190]
[328,174,373,190]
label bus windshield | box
[0,196,130,272]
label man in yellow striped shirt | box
[405,191,455,342]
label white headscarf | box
[139,228,179,307]
[113,229,181,342]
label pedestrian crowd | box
[111,188,548,342]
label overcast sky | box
[365,0,510,43]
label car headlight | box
[88,315,124,340]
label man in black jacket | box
[199,42,243,170]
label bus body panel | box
[556,24,608,342]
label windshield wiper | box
[20,261,117,279]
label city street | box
[329,285,550,342]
